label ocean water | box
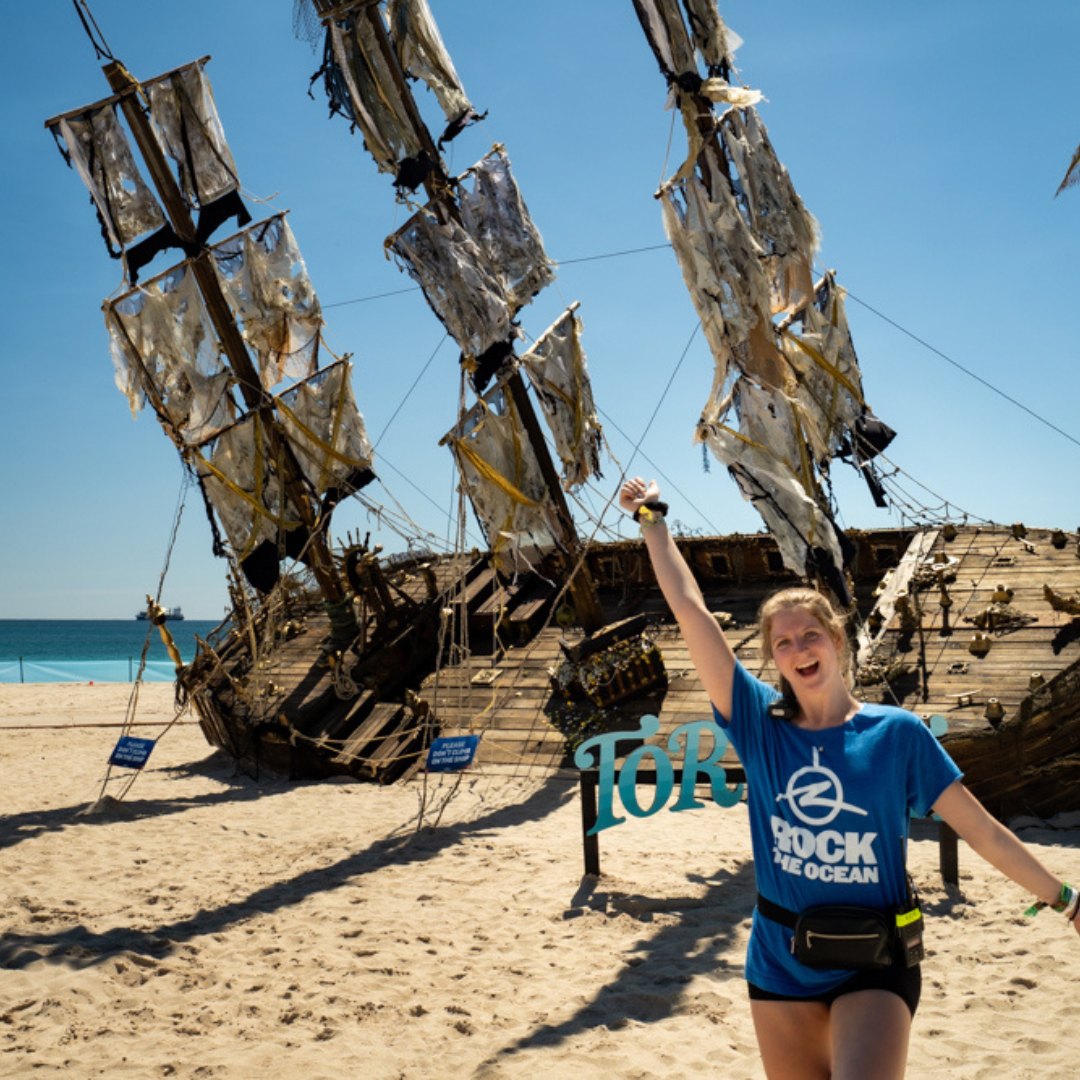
[0,619,224,683]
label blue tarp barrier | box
[0,660,179,684]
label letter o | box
[618,744,674,819]
[791,827,815,859]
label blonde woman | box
[620,477,1078,1080]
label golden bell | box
[969,632,991,657]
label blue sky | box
[2,1,1077,620]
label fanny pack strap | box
[757,879,918,927]
[756,893,798,929]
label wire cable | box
[840,284,1080,451]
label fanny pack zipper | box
[790,930,882,953]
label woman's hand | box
[619,476,661,517]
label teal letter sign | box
[573,716,744,836]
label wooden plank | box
[331,702,405,765]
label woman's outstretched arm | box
[619,477,738,718]
[932,780,1080,935]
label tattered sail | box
[106,262,236,443]
[388,146,553,389]
[49,54,378,596]
[697,379,851,602]
[47,59,250,280]
[636,0,894,604]
[276,361,374,501]
[213,215,322,389]
[52,104,166,256]
[660,162,778,391]
[388,205,515,363]
[457,147,554,311]
[143,61,240,210]
[519,307,603,490]
[313,0,479,187]
[445,386,559,576]
[324,7,425,177]
[192,361,374,585]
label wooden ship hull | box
[183,522,1080,820]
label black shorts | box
[747,962,921,1018]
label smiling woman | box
[759,588,854,722]
[618,474,1080,1080]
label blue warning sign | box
[426,735,480,772]
[108,736,156,769]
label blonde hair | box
[758,587,852,693]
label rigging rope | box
[837,283,1080,451]
[372,333,449,449]
[70,0,116,62]
[96,473,193,804]
[320,245,1079,461]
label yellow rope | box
[274,379,372,481]
[778,325,864,404]
[448,437,544,510]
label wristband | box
[1068,890,1080,922]
[1025,881,1076,918]
[633,500,669,525]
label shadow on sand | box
[0,772,576,971]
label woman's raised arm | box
[619,477,738,718]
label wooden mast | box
[314,0,605,632]
[101,60,356,631]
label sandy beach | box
[2,682,1079,1078]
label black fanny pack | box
[757,885,924,971]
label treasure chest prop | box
[551,615,667,708]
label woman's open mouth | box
[795,660,820,678]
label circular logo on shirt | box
[777,747,869,826]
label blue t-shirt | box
[713,662,963,996]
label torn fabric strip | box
[388,0,477,139]
[519,308,602,490]
[720,108,818,314]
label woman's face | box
[768,607,842,695]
